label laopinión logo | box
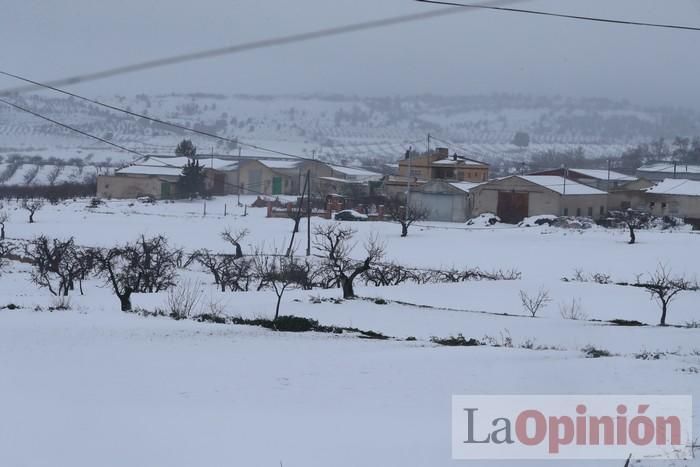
[452,395,692,460]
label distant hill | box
[0,93,698,180]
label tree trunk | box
[341,277,355,299]
[29,213,35,224]
[660,302,668,326]
[119,292,133,312]
[274,294,283,321]
[401,223,408,237]
[1,225,4,240]
[627,223,636,244]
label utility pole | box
[426,133,431,154]
[306,169,311,257]
[237,147,242,206]
[287,171,309,257]
[406,146,412,221]
[562,166,567,196]
[607,159,611,193]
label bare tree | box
[93,236,178,311]
[221,228,248,258]
[0,209,8,240]
[635,264,696,326]
[253,251,307,322]
[363,261,417,287]
[21,199,44,224]
[46,166,63,186]
[313,224,384,299]
[520,288,551,318]
[0,240,15,273]
[192,249,252,292]
[25,236,88,296]
[383,196,429,237]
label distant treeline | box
[0,182,96,201]
[517,136,700,174]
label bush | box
[608,319,645,327]
[431,334,481,347]
[582,345,611,358]
[49,296,72,311]
[559,298,588,320]
[194,313,227,324]
[166,279,203,320]
[274,315,319,332]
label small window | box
[563,208,569,216]
[576,208,581,217]
[661,202,667,209]
[599,206,604,216]
[587,207,593,217]
[649,202,655,209]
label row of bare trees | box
[2,224,386,319]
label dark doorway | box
[497,192,529,224]
[213,174,225,195]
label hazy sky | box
[1,0,699,108]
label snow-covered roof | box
[116,165,182,177]
[449,181,485,193]
[638,163,700,174]
[319,176,366,185]
[257,160,301,170]
[116,156,238,176]
[432,158,487,167]
[569,169,636,181]
[518,176,607,195]
[329,165,382,179]
[646,179,700,197]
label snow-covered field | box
[1,196,699,466]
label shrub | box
[274,315,319,332]
[431,334,481,347]
[559,298,588,320]
[608,319,645,327]
[166,279,203,320]
[582,345,611,358]
[49,296,72,311]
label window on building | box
[661,202,667,210]
[600,206,604,216]
[563,208,569,216]
[649,202,655,209]
[576,208,581,217]
[587,207,593,217]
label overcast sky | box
[1,0,699,108]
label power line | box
[0,97,147,158]
[0,97,294,198]
[415,0,700,32]
[0,0,529,95]
[0,69,401,176]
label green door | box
[272,177,282,195]
[160,182,171,198]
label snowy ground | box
[1,196,699,466]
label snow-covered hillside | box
[1,93,699,183]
